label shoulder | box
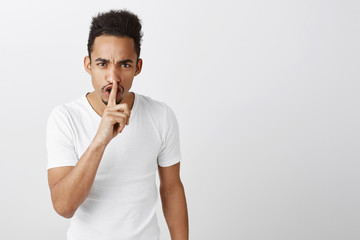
[135,93,172,115]
[135,93,179,129]
[47,96,89,132]
[48,96,87,121]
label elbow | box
[52,200,76,219]
[57,208,75,219]
[50,189,77,218]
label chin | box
[101,97,123,105]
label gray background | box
[0,0,359,239]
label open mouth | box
[104,84,123,96]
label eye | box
[97,62,107,67]
[121,63,131,68]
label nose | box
[106,64,121,84]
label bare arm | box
[159,162,189,240]
[48,142,106,218]
[47,81,130,218]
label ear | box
[84,56,91,75]
[135,58,143,76]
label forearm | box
[160,183,189,240]
[50,141,106,218]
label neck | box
[86,91,135,117]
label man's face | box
[84,35,142,104]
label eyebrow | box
[95,58,133,64]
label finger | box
[117,123,125,133]
[113,104,131,125]
[107,112,127,127]
[121,104,131,122]
[113,103,131,113]
[107,111,129,121]
[112,120,125,134]
[104,108,129,122]
[113,117,127,133]
[108,81,118,106]
[115,122,126,133]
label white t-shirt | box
[46,92,181,240]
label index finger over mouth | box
[108,81,118,106]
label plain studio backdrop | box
[0,0,359,239]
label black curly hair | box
[87,9,143,62]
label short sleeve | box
[157,105,182,167]
[46,106,79,169]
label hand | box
[93,81,131,147]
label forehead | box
[91,35,137,60]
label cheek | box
[123,70,136,80]
[92,69,104,79]
[91,71,105,89]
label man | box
[46,10,188,240]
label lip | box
[103,84,123,94]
